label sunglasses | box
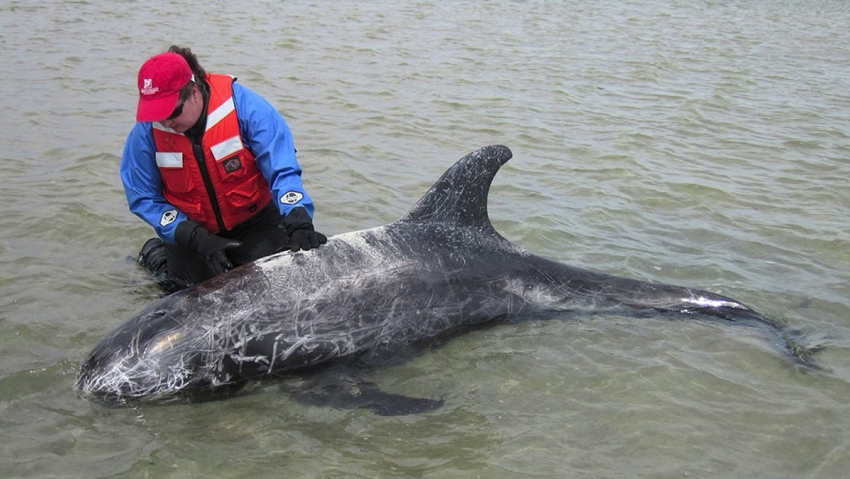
[166,100,185,120]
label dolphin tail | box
[597,277,826,370]
[693,305,826,370]
[778,326,826,370]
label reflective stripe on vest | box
[207,97,235,132]
[210,136,243,161]
[155,152,183,168]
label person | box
[121,46,327,293]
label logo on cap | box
[141,78,159,96]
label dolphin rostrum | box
[75,145,819,407]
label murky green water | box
[1,1,848,477]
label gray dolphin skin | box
[75,145,817,406]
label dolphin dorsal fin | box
[398,145,512,230]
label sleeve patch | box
[160,209,178,226]
[280,191,304,205]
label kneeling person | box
[122,46,326,293]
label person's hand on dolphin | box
[175,220,243,275]
[284,207,328,252]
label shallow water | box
[1,1,849,478]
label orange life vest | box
[152,74,271,233]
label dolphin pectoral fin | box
[350,382,445,416]
[286,373,444,416]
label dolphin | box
[75,145,819,407]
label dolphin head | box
[74,298,223,405]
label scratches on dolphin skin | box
[75,145,822,406]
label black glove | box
[174,220,243,275]
[284,207,328,252]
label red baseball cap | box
[135,52,193,122]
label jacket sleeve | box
[231,82,315,219]
[119,122,189,243]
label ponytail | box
[167,45,207,80]
[168,45,207,102]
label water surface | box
[1,1,848,478]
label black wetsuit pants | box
[147,202,288,293]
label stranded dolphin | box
[75,145,819,407]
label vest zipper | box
[192,143,226,232]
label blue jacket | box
[120,81,313,243]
